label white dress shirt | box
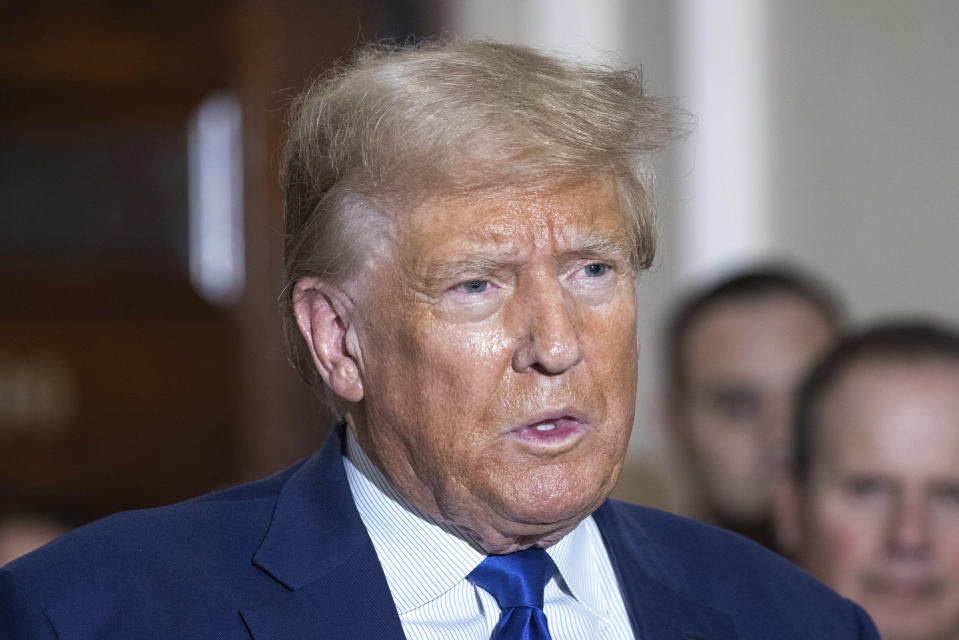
[343,427,636,639]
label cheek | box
[416,324,516,420]
[383,322,514,452]
[590,331,637,395]
[458,326,514,367]
[684,414,760,483]
[935,518,959,580]
[804,500,876,589]
[582,289,637,382]
[583,327,637,446]
[387,309,511,395]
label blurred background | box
[1,1,957,529]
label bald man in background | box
[776,322,959,640]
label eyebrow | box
[414,253,517,290]
[561,233,633,263]
[413,230,633,288]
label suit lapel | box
[240,425,406,640]
[239,552,405,640]
[238,428,738,639]
[593,501,738,640]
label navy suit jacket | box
[1,426,878,639]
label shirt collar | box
[343,427,485,613]
[343,426,605,615]
[546,514,613,620]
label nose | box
[886,493,931,558]
[511,275,584,374]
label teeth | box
[535,423,556,432]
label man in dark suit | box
[1,39,878,639]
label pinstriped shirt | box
[343,428,636,639]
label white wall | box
[765,1,959,324]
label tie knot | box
[468,547,556,610]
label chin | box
[501,474,614,528]
[458,481,613,554]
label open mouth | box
[509,412,588,446]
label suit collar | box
[241,423,406,639]
[593,500,738,640]
[249,422,363,590]
[239,425,736,639]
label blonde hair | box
[281,39,682,393]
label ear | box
[292,277,365,403]
[772,467,804,560]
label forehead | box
[814,359,959,475]
[683,295,835,384]
[398,176,628,259]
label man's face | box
[349,177,638,553]
[675,296,834,526]
[797,360,959,640]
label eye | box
[456,279,489,294]
[440,277,502,321]
[843,476,890,500]
[566,259,618,305]
[583,263,609,277]
[709,389,761,423]
[932,483,959,508]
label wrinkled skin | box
[295,176,639,553]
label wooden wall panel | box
[0,0,424,524]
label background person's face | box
[675,296,834,525]
[799,360,959,640]
[349,177,639,553]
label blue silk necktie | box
[468,547,557,640]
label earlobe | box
[292,277,365,403]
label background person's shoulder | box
[596,499,879,639]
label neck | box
[710,512,780,553]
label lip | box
[864,574,943,600]
[506,408,590,449]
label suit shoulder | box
[596,500,879,638]
[600,498,804,577]
[0,464,304,635]
[11,462,298,565]
[5,461,303,572]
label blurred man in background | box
[664,267,841,548]
[775,322,959,640]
